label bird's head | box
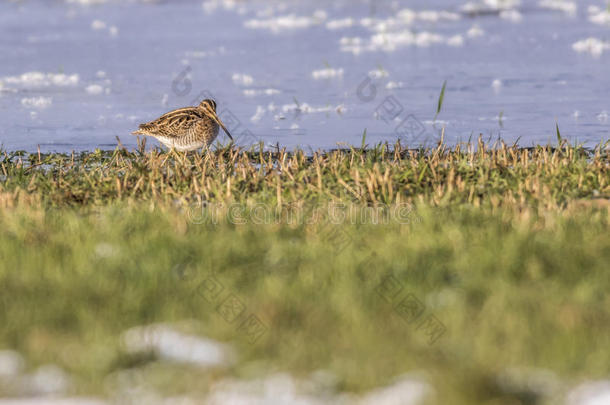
[199,99,233,141]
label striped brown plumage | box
[132,99,233,151]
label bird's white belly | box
[155,136,206,152]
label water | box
[0,0,609,152]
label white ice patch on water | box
[0,72,79,89]
[539,0,577,14]
[467,25,485,38]
[21,96,52,109]
[357,9,460,35]
[573,38,610,56]
[414,10,461,22]
[91,20,118,36]
[492,79,503,92]
[311,68,344,79]
[462,0,521,14]
[447,34,464,46]
[368,68,389,79]
[202,0,246,15]
[393,9,460,25]
[500,9,523,22]
[251,106,266,122]
[385,81,404,89]
[244,10,327,32]
[380,31,441,50]
[232,73,254,86]
[589,6,610,25]
[185,50,208,59]
[121,323,235,368]
[588,5,601,13]
[335,8,471,54]
[85,84,104,95]
[253,102,345,122]
[281,102,345,115]
[243,89,280,97]
[184,48,224,61]
[340,30,464,54]
[91,20,106,30]
[484,0,522,9]
[326,18,355,30]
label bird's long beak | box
[210,110,233,141]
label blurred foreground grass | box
[0,140,608,404]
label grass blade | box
[434,80,447,121]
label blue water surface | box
[0,0,608,152]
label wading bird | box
[132,99,233,151]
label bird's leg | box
[171,148,185,165]
[180,150,189,165]
[161,147,176,166]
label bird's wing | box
[136,107,203,138]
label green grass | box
[0,141,608,404]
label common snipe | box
[132,99,233,151]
